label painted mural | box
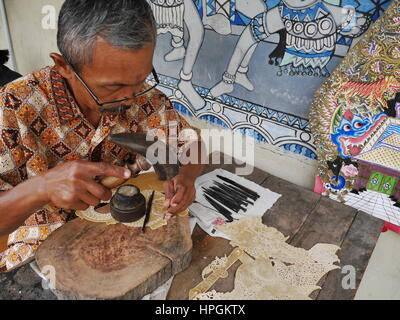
[149,0,393,160]
[310,0,400,226]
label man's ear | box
[50,53,74,80]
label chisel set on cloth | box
[201,175,261,222]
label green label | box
[367,172,384,192]
[380,176,398,195]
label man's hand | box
[163,140,205,215]
[163,173,197,215]
[40,160,131,211]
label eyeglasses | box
[64,57,160,112]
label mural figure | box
[149,0,393,162]
[210,0,371,98]
[149,0,206,109]
[201,0,234,35]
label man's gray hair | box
[57,0,156,71]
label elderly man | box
[0,0,203,272]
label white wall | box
[188,117,318,189]
[0,0,11,68]
[0,6,6,49]
[1,0,318,189]
[4,0,63,75]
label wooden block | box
[286,197,358,299]
[261,175,321,240]
[289,197,358,250]
[167,228,237,300]
[35,215,192,300]
[316,211,383,300]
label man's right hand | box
[39,160,131,211]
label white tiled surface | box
[330,190,400,226]
[356,230,400,300]
[328,189,400,300]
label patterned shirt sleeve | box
[0,90,25,192]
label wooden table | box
[167,156,384,300]
[0,154,384,300]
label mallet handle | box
[100,176,127,189]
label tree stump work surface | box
[36,215,192,300]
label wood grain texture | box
[261,175,321,240]
[33,155,384,300]
[289,197,358,249]
[316,211,384,300]
[167,228,237,300]
[36,215,192,300]
[261,177,383,300]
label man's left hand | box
[163,173,197,215]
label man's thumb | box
[163,180,175,207]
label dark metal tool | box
[214,181,247,199]
[109,132,180,181]
[203,194,234,222]
[220,181,250,198]
[110,185,146,223]
[208,185,249,207]
[193,200,235,221]
[202,188,245,212]
[100,132,180,191]
[214,181,255,205]
[216,175,260,200]
[99,153,152,189]
[142,190,155,233]
[99,132,180,213]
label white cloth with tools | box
[189,169,282,240]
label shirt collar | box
[50,66,82,125]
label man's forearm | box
[0,175,48,237]
[178,140,205,180]
[179,163,204,181]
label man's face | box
[69,39,155,113]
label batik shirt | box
[0,66,195,272]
